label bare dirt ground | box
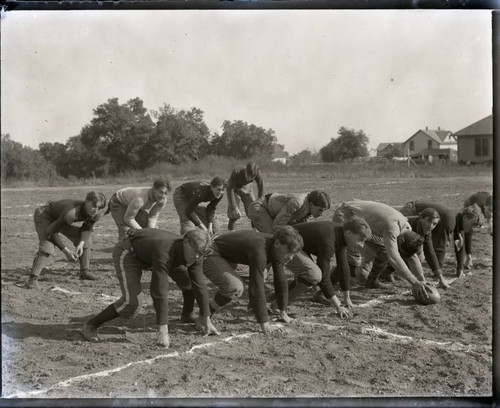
[0,175,493,400]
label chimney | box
[425,126,428,130]
[438,126,440,130]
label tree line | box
[2,97,371,182]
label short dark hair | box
[85,191,107,209]
[211,176,227,188]
[343,215,371,240]
[153,179,172,192]
[309,190,331,210]
[183,229,213,257]
[273,225,303,253]
[397,231,424,259]
[419,207,440,221]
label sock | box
[79,247,91,273]
[31,252,50,278]
[181,289,195,317]
[227,219,237,231]
[87,304,120,328]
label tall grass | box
[1,156,492,188]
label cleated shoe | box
[80,270,99,280]
[180,313,196,324]
[365,277,391,289]
[26,276,40,290]
[82,322,99,342]
[311,291,334,305]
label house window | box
[409,140,414,151]
[475,138,489,157]
[427,140,432,149]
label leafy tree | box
[381,143,405,159]
[143,105,211,164]
[1,134,55,181]
[80,97,155,174]
[210,120,277,159]
[320,127,369,162]
[288,149,320,166]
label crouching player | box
[26,191,107,289]
[464,191,492,235]
[203,226,303,334]
[332,200,429,301]
[278,217,371,317]
[83,228,217,347]
[400,200,483,277]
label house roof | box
[403,128,451,145]
[376,142,402,151]
[454,114,493,137]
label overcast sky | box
[1,10,493,155]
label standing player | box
[282,217,371,316]
[202,226,304,333]
[26,191,107,289]
[173,177,226,235]
[226,161,264,230]
[248,190,331,233]
[108,179,171,241]
[332,200,429,300]
[82,228,217,347]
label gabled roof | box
[403,128,451,145]
[454,115,493,137]
[376,142,403,151]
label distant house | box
[401,126,457,162]
[272,144,289,164]
[453,114,493,164]
[375,142,403,157]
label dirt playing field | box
[1,175,493,399]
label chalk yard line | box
[4,330,268,399]
[361,326,489,353]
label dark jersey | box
[44,199,103,250]
[293,221,350,298]
[213,230,288,324]
[130,228,210,323]
[180,181,223,226]
[228,165,264,192]
[454,212,472,265]
[407,216,441,273]
[411,201,456,234]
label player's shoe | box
[180,313,196,324]
[311,291,334,305]
[25,275,40,290]
[82,322,99,342]
[80,270,99,280]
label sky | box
[1,9,493,155]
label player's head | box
[152,179,172,202]
[462,203,484,231]
[418,207,440,234]
[308,190,331,218]
[343,216,371,252]
[210,176,226,199]
[273,225,303,265]
[183,229,213,266]
[84,191,107,216]
[245,161,259,180]
[397,231,424,259]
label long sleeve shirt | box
[115,187,166,229]
[129,228,210,325]
[213,230,288,324]
[263,193,311,230]
[454,213,472,268]
[180,181,223,226]
[44,199,103,250]
[464,191,492,214]
[407,216,441,274]
[293,221,350,298]
[411,201,456,235]
[227,165,264,208]
[342,200,419,282]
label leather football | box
[412,283,441,305]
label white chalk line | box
[4,331,265,399]
[4,273,486,398]
[3,204,45,209]
[362,326,489,353]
